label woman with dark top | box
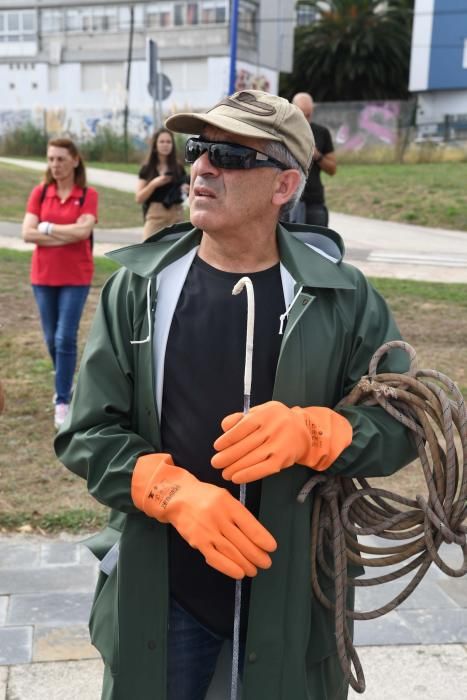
[22,137,98,429]
[136,128,189,239]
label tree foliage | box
[281,1,414,101]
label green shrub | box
[0,122,48,157]
[80,125,141,163]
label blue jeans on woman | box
[168,599,244,700]
[32,285,90,404]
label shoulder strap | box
[79,187,94,252]
[39,184,48,204]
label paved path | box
[0,533,466,699]
[1,156,467,283]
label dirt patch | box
[0,252,107,522]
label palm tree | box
[281,1,414,101]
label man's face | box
[188,126,284,234]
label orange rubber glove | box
[131,453,277,579]
[211,401,352,484]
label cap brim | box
[165,112,282,144]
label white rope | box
[232,277,255,399]
[230,276,255,700]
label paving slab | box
[0,564,97,595]
[0,542,40,570]
[355,577,459,611]
[7,591,94,627]
[348,644,467,700]
[7,659,103,700]
[40,541,80,566]
[438,578,467,608]
[33,624,100,662]
[354,610,419,646]
[0,627,32,665]
[398,608,467,644]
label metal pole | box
[229,0,240,94]
[157,64,163,128]
[150,41,157,130]
[123,5,135,162]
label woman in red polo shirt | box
[22,137,98,429]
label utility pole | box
[123,5,135,162]
[228,0,240,94]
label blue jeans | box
[167,599,244,700]
[32,285,90,404]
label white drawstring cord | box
[230,276,255,700]
[278,284,303,335]
[130,279,152,345]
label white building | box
[0,0,296,139]
[409,0,467,139]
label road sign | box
[147,73,172,101]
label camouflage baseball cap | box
[165,90,314,173]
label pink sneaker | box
[54,403,69,430]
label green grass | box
[326,161,467,231]
[88,161,140,174]
[0,510,107,533]
[370,277,467,308]
[0,162,142,229]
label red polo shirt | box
[27,183,98,286]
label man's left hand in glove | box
[212,401,352,484]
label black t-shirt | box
[302,122,334,206]
[138,163,187,207]
[160,255,285,638]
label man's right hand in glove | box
[131,453,277,580]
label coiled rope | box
[297,340,467,693]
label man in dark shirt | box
[56,89,415,700]
[292,92,337,226]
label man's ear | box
[271,170,302,208]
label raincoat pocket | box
[89,566,120,675]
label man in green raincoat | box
[55,90,415,700]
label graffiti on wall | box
[0,110,34,134]
[1,101,405,154]
[0,108,156,143]
[333,102,401,151]
[235,68,271,93]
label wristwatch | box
[38,222,53,235]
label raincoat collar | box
[106,221,356,291]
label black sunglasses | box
[185,137,288,171]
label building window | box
[146,3,173,28]
[41,11,63,33]
[238,1,257,33]
[295,3,318,27]
[0,10,36,42]
[187,3,199,25]
[201,1,228,24]
[174,4,184,26]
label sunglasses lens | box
[210,144,250,169]
[185,139,203,163]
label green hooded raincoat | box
[55,223,415,700]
